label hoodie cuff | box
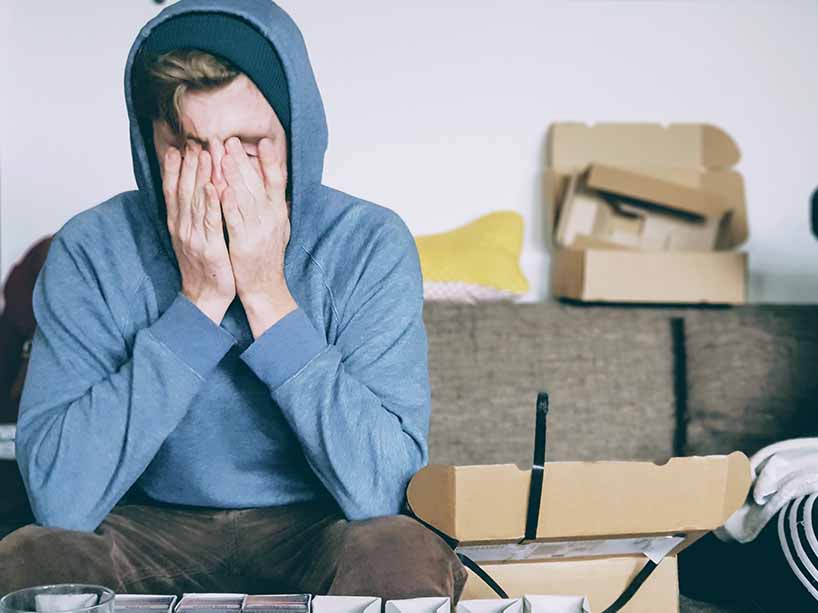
[148,291,238,378]
[239,307,327,390]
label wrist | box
[241,288,298,339]
[182,291,232,325]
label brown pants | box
[0,501,468,602]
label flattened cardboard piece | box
[175,595,246,613]
[523,595,591,613]
[384,598,450,613]
[406,453,751,546]
[461,557,678,613]
[115,596,177,613]
[544,122,748,249]
[555,172,723,252]
[551,248,748,304]
[312,597,381,613]
[586,164,731,220]
[456,599,523,613]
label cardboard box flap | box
[586,164,732,219]
[548,123,740,171]
[407,463,457,537]
[407,453,751,544]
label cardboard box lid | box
[406,452,751,545]
[549,123,740,171]
[545,122,748,248]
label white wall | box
[3,0,818,304]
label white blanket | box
[716,437,818,543]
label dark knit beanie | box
[134,12,292,201]
[140,13,290,133]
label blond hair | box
[135,49,240,136]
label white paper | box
[384,597,450,613]
[35,594,98,613]
[456,598,522,613]
[524,595,591,613]
[456,535,685,564]
[311,596,381,613]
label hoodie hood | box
[124,0,329,264]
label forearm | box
[271,346,428,519]
[240,306,430,520]
[17,292,236,531]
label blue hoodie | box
[16,0,431,533]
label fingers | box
[192,149,212,231]
[258,137,287,204]
[178,143,199,210]
[162,146,181,226]
[222,150,258,217]
[203,183,224,241]
[176,144,200,237]
[221,185,244,245]
[224,137,266,201]
[195,149,211,195]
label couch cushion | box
[684,306,818,456]
[423,302,679,465]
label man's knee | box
[333,515,468,601]
[0,523,112,593]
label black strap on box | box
[524,391,549,542]
[406,391,661,611]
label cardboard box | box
[385,598,450,613]
[555,165,732,252]
[456,598,523,613]
[463,559,674,613]
[524,595,590,613]
[551,249,748,304]
[312,597,380,613]
[546,122,749,304]
[406,453,751,613]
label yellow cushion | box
[415,211,529,301]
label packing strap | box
[599,559,659,613]
[455,553,510,600]
[405,391,662,611]
[524,391,549,541]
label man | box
[0,0,468,601]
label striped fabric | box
[779,493,818,602]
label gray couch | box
[423,301,818,613]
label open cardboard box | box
[556,164,733,252]
[407,453,751,613]
[545,123,749,304]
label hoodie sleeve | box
[239,219,430,520]
[15,231,237,532]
